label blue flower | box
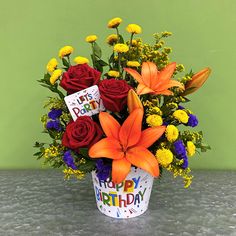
[48,109,62,120]
[63,150,77,170]
[187,114,198,127]
[46,120,61,131]
[174,140,187,159]
[96,159,111,181]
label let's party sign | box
[64,85,105,121]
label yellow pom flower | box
[85,35,97,43]
[187,141,196,157]
[50,69,62,85]
[173,110,189,124]
[126,24,142,34]
[156,148,173,167]
[106,34,118,45]
[165,125,179,142]
[107,17,122,28]
[74,56,89,65]
[131,39,138,46]
[146,114,163,127]
[108,70,120,78]
[113,43,129,53]
[127,61,140,67]
[58,46,74,58]
[46,58,58,73]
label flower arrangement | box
[34,17,211,189]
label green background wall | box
[0,0,235,169]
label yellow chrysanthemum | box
[173,110,189,124]
[127,61,140,67]
[58,46,74,58]
[108,70,120,78]
[106,34,118,45]
[156,148,173,167]
[85,35,97,43]
[74,56,89,65]
[126,24,142,34]
[165,125,179,142]
[46,58,58,73]
[107,17,122,28]
[146,114,163,127]
[113,43,129,53]
[131,39,138,46]
[50,69,62,85]
[187,141,196,157]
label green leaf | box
[62,58,70,67]
[93,42,102,58]
[119,34,124,43]
[98,59,108,66]
[79,148,89,157]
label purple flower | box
[48,109,62,120]
[187,114,198,127]
[178,105,185,110]
[96,159,111,181]
[174,140,187,159]
[46,120,61,131]
[63,150,77,170]
[182,157,188,169]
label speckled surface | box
[0,170,236,236]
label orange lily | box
[182,67,211,96]
[127,89,143,113]
[89,109,166,184]
[124,61,184,95]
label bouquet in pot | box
[34,17,211,189]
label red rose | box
[60,64,101,94]
[99,79,132,112]
[62,116,103,152]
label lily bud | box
[182,67,211,96]
[127,89,143,113]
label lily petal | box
[141,62,158,88]
[136,83,155,95]
[155,79,184,91]
[89,138,124,159]
[136,126,166,148]
[153,89,173,96]
[158,62,176,82]
[99,112,121,139]
[119,109,143,149]
[183,67,211,96]
[126,146,159,177]
[124,67,144,84]
[112,158,131,184]
[127,89,143,113]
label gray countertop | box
[0,170,236,236]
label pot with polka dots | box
[91,167,154,218]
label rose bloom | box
[99,78,132,112]
[60,64,101,94]
[62,116,103,152]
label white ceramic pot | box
[92,167,154,219]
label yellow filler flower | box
[187,141,196,157]
[107,17,122,28]
[113,43,129,53]
[50,69,62,85]
[126,24,142,34]
[173,110,189,124]
[58,46,74,58]
[127,61,140,67]
[74,56,89,65]
[146,114,163,127]
[46,58,58,73]
[156,148,173,167]
[108,70,120,78]
[85,35,97,43]
[165,125,179,142]
[106,34,118,45]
